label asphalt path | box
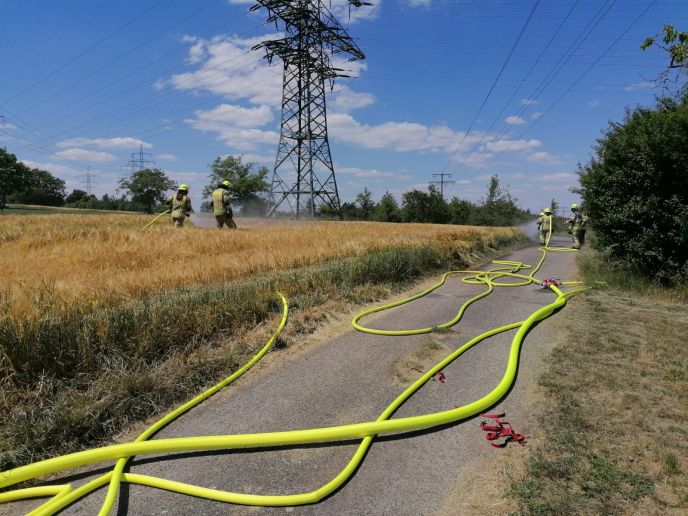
[7,236,578,515]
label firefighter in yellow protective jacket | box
[210,180,237,229]
[167,184,192,228]
[567,203,588,249]
[537,208,553,245]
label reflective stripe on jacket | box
[211,188,231,216]
[539,215,553,232]
[169,194,191,218]
[567,212,587,231]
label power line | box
[3,0,167,105]
[461,0,659,181]
[9,53,267,159]
[13,0,224,116]
[443,0,542,168]
[450,0,582,176]
[454,0,618,177]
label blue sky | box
[1,0,686,213]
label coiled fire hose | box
[0,224,587,514]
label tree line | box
[0,148,66,208]
[327,175,531,226]
[577,23,688,285]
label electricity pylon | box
[251,0,367,219]
[430,172,456,200]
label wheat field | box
[0,212,525,471]
[0,214,520,315]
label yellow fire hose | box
[0,223,588,513]
[140,210,170,230]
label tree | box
[373,191,401,222]
[642,24,688,91]
[355,187,375,220]
[473,175,523,226]
[339,201,360,220]
[65,189,93,204]
[13,169,66,206]
[0,148,28,209]
[402,185,450,224]
[448,197,474,225]
[577,93,688,284]
[119,168,176,214]
[548,197,563,232]
[203,156,270,214]
[550,198,560,217]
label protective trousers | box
[215,214,237,229]
[571,229,586,249]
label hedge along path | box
[0,226,588,514]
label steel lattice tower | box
[251,0,366,219]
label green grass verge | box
[509,248,688,514]
[0,230,526,473]
[0,204,141,216]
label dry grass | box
[510,252,688,514]
[0,214,519,317]
[0,214,526,472]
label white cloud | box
[21,160,82,179]
[407,0,432,6]
[330,85,375,113]
[188,104,278,150]
[329,113,488,154]
[453,152,495,168]
[182,35,207,64]
[505,115,526,125]
[588,100,600,108]
[533,172,577,182]
[485,139,541,152]
[52,148,117,163]
[170,34,284,107]
[57,137,152,150]
[527,151,564,165]
[624,81,655,92]
[338,166,409,180]
[530,112,543,120]
[157,154,178,162]
[521,98,539,106]
[237,153,274,164]
[192,103,274,128]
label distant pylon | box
[251,0,367,219]
[126,145,155,175]
[86,170,92,195]
[430,172,456,200]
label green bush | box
[578,93,688,284]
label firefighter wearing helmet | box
[167,184,192,228]
[210,180,237,229]
[538,208,553,245]
[567,203,588,249]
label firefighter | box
[539,208,553,245]
[567,203,588,249]
[210,180,237,229]
[168,184,192,228]
[536,211,545,233]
